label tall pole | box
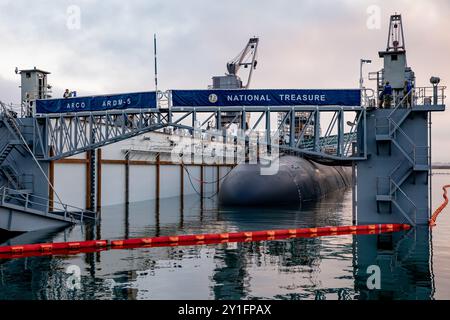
[154,34,159,105]
[355,59,370,224]
[359,59,372,106]
[359,59,364,90]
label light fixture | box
[430,77,441,85]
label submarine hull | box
[219,156,352,207]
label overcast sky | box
[0,0,449,161]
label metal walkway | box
[29,104,367,163]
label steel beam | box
[34,106,366,163]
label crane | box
[226,37,259,89]
[210,37,259,129]
[212,37,259,90]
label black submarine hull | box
[219,156,352,207]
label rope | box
[180,160,241,200]
[182,163,220,200]
[181,162,235,185]
[429,185,450,226]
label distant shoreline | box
[433,165,450,169]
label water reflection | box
[354,226,434,300]
[0,190,436,300]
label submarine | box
[210,38,352,207]
[219,156,352,207]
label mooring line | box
[0,224,411,260]
[429,185,450,226]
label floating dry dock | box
[0,14,446,233]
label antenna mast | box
[154,34,159,93]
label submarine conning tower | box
[356,14,446,226]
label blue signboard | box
[36,91,157,114]
[171,89,361,107]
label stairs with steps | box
[375,92,429,226]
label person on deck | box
[403,80,413,108]
[63,89,71,99]
[379,82,393,108]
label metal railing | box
[391,179,417,225]
[370,85,446,111]
[376,175,417,225]
[414,86,446,106]
[0,187,97,223]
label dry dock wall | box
[51,132,235,210]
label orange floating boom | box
[430,185,450,226]
[0,224,411,260]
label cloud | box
[0,0,449,161]
[0,74,19,103]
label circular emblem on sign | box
[209,94,218,104]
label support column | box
[48,147,55,212]
[290,109,296,148]
[200,164,204,198]
[125,152,130,205]
[314,110,321,152]
[216,110,222,130]
[156,154,161,201]
[352,144,357,225]
[266,110,271,155]
[217,166,220,195]
[89,148,96,211]
[338,110,344,156]
[241,109,247,131]
[180,164,184,210]
[85,151,91,210]
[97,148,102,212]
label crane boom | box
[211,37,259,128]
[226,37,259,89]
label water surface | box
[1,171,450,300]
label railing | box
[377,159,412,198]
[0,187,97,223]
[391,125,415,162]
[368,71,384,92]
[361,88,376,108]
[374,91,411,136]
[0,101,19,118]
[297,133,356,156]
[414,86,446,106]
[389,159,412,189]
[370,85,446,111]
[391,179,417,225]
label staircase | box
[0,104,32,194]
[1,102,98,232]
[375,92,428,226]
